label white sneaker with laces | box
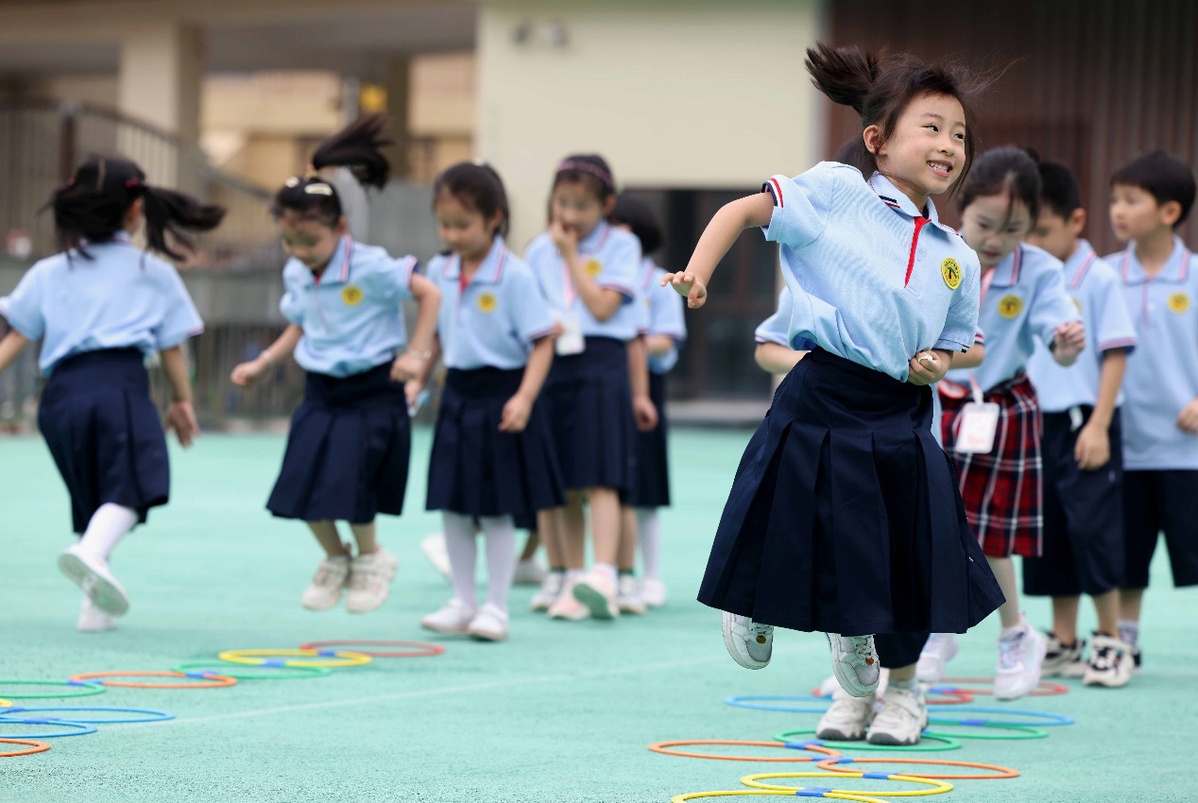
[616,575,647,615]
[301,550,351,610]
[815,688,876,741]
[867,684,927,746]
[513,559,547,586]
[548,580,590,621]
[572,569,620,620]
[916,633,958,683]
[58,545,129,616]
[722,612,774,670]
[419,533,452,582]
[77,597,116,633]
[994,624,1047,700]
[641,576,668,608]
[1042,632,1087,678]
[530,572,565,612]
[467,603,510,642]
[345,548,398,613]
[827,633,880,697]
[1083,633,1133,688]
[421,598,477,633]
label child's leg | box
[538,509,565,570]
[637,507,661,579]
[617,505,637,573]
[77,503,138,561]
[1051,595,1081,644]
[1091,589,1120,637]
[61,503,140,619]
[588,486,620,575]
[985,555,1023,628]
[562,492,588,572]
[1118,589,1143,649]
[443,511,480,608]
[307,521,350,557]
[519,530,540,562]
[480,515,517,612]
[348,521,379,554]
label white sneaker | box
[641,576,668,608]
[722,612,774,670]
[301,550,351,610]
[467,603,510,642]
[1042,633,1087,678]
[1083,633,1133,688]
[513,559,547,586]
[58,545,129,617]
[572,569,620,620]
[421,598,477,633]
[548,580,590,621]
[816,688,876,741]
[867,684,927,746]
[827,633,880,697]
[77,597,116,633]
[530,572,565,612]
[345,548,398,613]
[916,633,958,683]
[617,575,647,615]
[419,533,452,582]
[994,624,1048,700]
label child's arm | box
[1178,395,1198,434]
[0,330,29,375]
[499,336,555,433]
[755,343,807,375]
[551,220,624,322]
[662,193,776,308]
[627,336,658,431]
[160,345,199,447]
[231,324,303,387]
[1050,320,1087,366]
[951,342,986,369]
[1076,349,1128,469]
[391,273,441,383]
[645,334,676,357]
[405,334,441,410]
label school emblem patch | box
[478,292,498,313]
[998,294,1023,319]
[341,285,364,306]
[941,258,962,290]
[1168,292,1190,313]
[585,259,603,277]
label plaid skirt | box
[939,373,1043,558]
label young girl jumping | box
[231,115,441,614]
[0,156,222,632]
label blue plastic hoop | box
[0,706,174,725]
[0,719,98,738]
[927,706,1074,727]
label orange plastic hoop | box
[933,677,1068,697]
[650,740,842,762]
[0,738,51,758]
[68,671,237,690]
[816,756,1019,780]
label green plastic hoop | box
[0,680,105,700]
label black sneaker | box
[1041,632,1086,678]
[1131,646,1142,675]
[1083,633,1133,687]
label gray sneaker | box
[1042,632,1086,678]
[827,633,880,697]
[867,684,927,746]
[722,612,773,669]
[816,688,876,741]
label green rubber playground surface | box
[1,428,1195,802]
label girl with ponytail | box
[0,155,223,632]
[662,42,1005,746]
[230,114,442,615]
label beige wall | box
[477,0,824,248]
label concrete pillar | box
[379,55,412,180]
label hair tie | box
[125,178,141,189]
[305,164,321,179]
[556,159,614,191]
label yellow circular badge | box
[997,294,1023,319]
[941,258,962,290]
[478,292,497,313]
[341,285,363,306]
[1168,292,1190,313]
[585,259,603,277]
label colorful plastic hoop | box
[68,671,236,690]
[170,661,331,681]
[217,649,372,669]
[298,640,446,658]
[649,740,841,762]
[724,695,833,714]
[0,680,105,700]
[0,719,98,739]
[0,706,174,725]
[772,729,962,753]
[0,738,51,758]
[921,724,1047,741]
[927,706,1075,727]
[741,771,952,797]
[930,677,1068,697]
[809,687,974,706]
[816,757,1019,780]
[0,700,10,708]
[672,791,890,803]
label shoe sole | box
[723,614,768,670]
[572,582,618,620]
[867,732,921,746]
[420,621,472,634]
[301,596,342,611]
[58,551,129,617]
[468,628,509,642]
[827,634,878,697]
[618,602,647,615]
[548,608,589,621]
[816,727,868,741]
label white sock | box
[593,562,618,585]
[637,508,661,579]
[442,512,478,608]
[480,516,517,613]
[78,504,138,561]
[1118,619,1140,648]
[565,568,586,584]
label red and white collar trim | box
[1069,252,1096,290]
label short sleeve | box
[933,252,980,352]
[373,255,418,302]
[755,288,794,346]
[508,267,556,344]
[152,265,204,349]
[1029,262,1081,346]
[650,279,687,341]
[595,233,641,303]
[1093,268,1137,354]
[0,264,47,340]
[761,164,838,249]
[279,264,306,325]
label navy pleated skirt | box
[622,371,671,508]
[426,367,565,518]
[38,348,169,534]
[540,337,635,492]
[267,363,410,524]
[697,349,1004,637]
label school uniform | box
[1110,237,1198,588]
[424,238,564,519]
[267,236,416,524]
[1024,241,1137,596]
[0,232,202,532]
[699,164,1003,666]
[941,243,1078,559]
[526,220,641,491]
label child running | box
[663,43,1004,746]
[231,115,441,614]
[0,155,222,631]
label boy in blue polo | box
[1025,160,1138,687]
[1106,151,1198,674]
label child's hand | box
[907,351,946,386]
[1052,321,1087,361]
[633,394,659,432]
[391,351,425,384]
[1177,399,1198,434]
[499,394,532,433]
[230,357,268,387]
[404,379,425,407]
[1074,422,1111,470]
[165,401,200,448]
[550,219,579,255]
[660,272,709,309]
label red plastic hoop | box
[649,740,842,762]
[816,756,1019,780]
[809,686,974,705]
[68,671,237,689]
[298,640,446,658]
[934,677,1068,697]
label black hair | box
[1110,150,1196,227]
[552,154,616,202]
[805,42,994,190]
[956,146,1041,223]
[609,194,663,255]
[832,137,861,165]
[270,113,392,227]
[1037,160,1082,220]
[48,155,225,260]
[432,162,511,238]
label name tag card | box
[555,316,585,356]
[954,402,1001,454]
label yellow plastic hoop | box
[741,771,952,797]
[672,791,889,803]
[217,649,372,669]
[0,700,11,708]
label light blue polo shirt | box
[639,259,687,374]
[1027,240,1137,412]
[525,220,642,341]
[1109,237,1198,470]
[755,286,794,347]
[280,236,417,378]
[944,243,1078,392]
[427,237,556,371]
[762,164,981,382]
[0,232,203,375]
